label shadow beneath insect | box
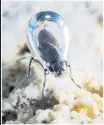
[30,91,59,110]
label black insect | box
[18,11,81,101]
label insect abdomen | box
[38,30,62,64]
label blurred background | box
[2,1,103,124]
[2,1,103,79]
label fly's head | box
[49,60,67,78]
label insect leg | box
[18,57,34,88]
[26,57,34,77]
[16,56,32,62]
[68,65,81,89]
[31,59,49,98]
[42,69,48,98]
[17,57,26,62]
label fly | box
[18,11,81,102]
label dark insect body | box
[38,29,66,77]
[17,11,81,108]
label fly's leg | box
[29,67,49,109]
[18,57,34,88]
[22,57,34,80]
[31,59,49,99]
[26,57,34,78]
[17,57,27,62]
[68,65,81,89]
[42,69,49,98]
[16,56,32,62]
[41,69,50,109]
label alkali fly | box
[17,11,81,102]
